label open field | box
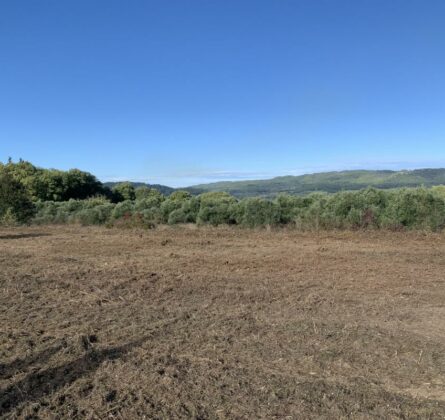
[1,226,445,419]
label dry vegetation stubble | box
[1,225,445,418]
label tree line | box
[1,159,445,230]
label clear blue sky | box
[1,0,444,187]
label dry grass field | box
[1,225,445,419]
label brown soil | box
[1,225,445,419]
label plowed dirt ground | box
[1,226,445,418]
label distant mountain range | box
[106,168,445,198]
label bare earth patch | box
[1,225,445,418]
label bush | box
[293,193,329,230]
[140,208,162,224]
[197,192,237,226]
[169,190,192,201]
[0,208,18,226]
[168,198,200,224]
[431,185,445,200]
[111,200,134,219]
[134,194,165,211]
[275,194,306,224]
[159,192,192,223]
[75,203,115,225]
[234,198,280,227]
[381,188,445,231]
[135,186,165,202]
[32,197,115,225]
[26,185,445,231]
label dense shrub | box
[380,188,445,231]
[432,185,445,200]
[234,198,280,227]
[140,207,162,224]
[111,200,134,219]
[28,186,445,231]
[135,187,165,202]
[169,190,192,201]
[75,204,115,225]
[275,194,307,224]
[293,194,326,229]
[33,197,116,225]
[159,191,191,223]
[168,197,200,224]
[196,192,237,226]
[112,182,136,202]
[134,192,165,211]
[320,189,382,229]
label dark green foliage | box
[111,200,134,219]
[61,169,104,200]
[168,197,200,225]
[196,192,237,226]
[135,186,165,201]
[76,204,115,226]
[134,189,165,210]
[159,191,192,223]
[31,186,445,231]
[104,181,174,196]
[380,188,445,230]
[275,194,309,224]
[0,171,35,224]
[432,185,445,199]
[169,190,192,201]
[112,182,136,202]
[140,208,162,224]
[234,198,280,227]
[33,197,113,225]
[1,159,106,201]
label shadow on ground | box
[0,337,147,416]
[0,344,64,380]
[0,233,51,240]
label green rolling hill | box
[185,169,445,197]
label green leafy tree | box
[135,186,151,200]
[0,171,35,224]
[112,182,136,202]
[62,169,104,200]
[169,190,192,201]
[134,190,165,212]
[135,186,165,202]
[1,160,105,201]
